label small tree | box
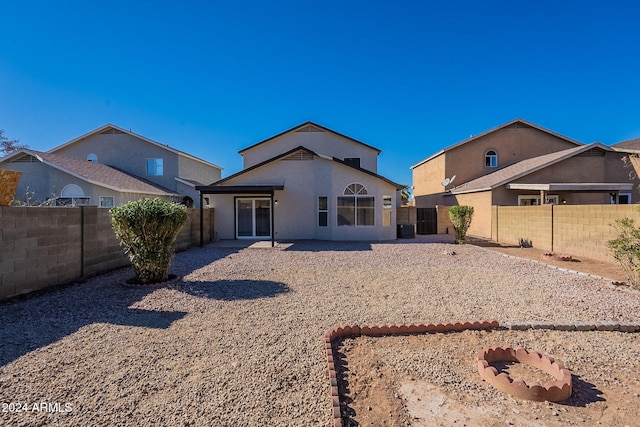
[110,198,188,284]
[608,216,640,288]
[448,205,474,244]
[0,129,28,156]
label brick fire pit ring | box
[477,346,572,402]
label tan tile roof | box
[16,150,178,195]
[450,144,605,194]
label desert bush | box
[608,216,640,288]
[110,198,188,284]
[448,205,474,244]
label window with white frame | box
[87,153,98,162]
[485,150,498,168]
[100,196,114,208]
[337,183,374,226]
[57,184,90,206]
[518,195,559,206]
[146,158,164,176]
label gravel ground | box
[1,237,639,426]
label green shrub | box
[448,205,474,244]
[608,216,640,288]
[110,198,188,284]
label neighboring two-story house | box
[197,122,404,243]
[411,119,638,237]
[0,124,222,207]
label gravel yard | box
[1,237,639,426]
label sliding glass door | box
[236,198,271,239]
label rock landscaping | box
[1,237,639,426]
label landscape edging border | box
[324,319,499,427]
[324,319,640,426]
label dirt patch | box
[467,237,629,284]
[337,330,640,426]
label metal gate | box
[416,208,437,234]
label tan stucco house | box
[0,124,222,207]
[412,119,639,238]
[197,122,404,243]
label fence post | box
[551,204,554,252]
[81,206,85,277]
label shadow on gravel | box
[0,283,187,368]
[171,244,241,276]
[176,279,290,301]
[560,375,606,407]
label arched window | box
[87,153,98,162]
[485,150,498,168]
[338,183,374,226]
[344,183,368,195]
[57,184,90,206]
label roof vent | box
[577,148,606,157]
[100,128,125,134]
[295,124,324,133]
[282,149,313,161]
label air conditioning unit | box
[397,224,415,239]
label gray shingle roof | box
[451,143,607,194]
[9,150,178,195]
[612,138,640,151]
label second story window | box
[147,158,164,176]
[344,158,361,168]
[485,150,498,168]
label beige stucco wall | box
[178,154,221,185]
[451,191,493,238]
[412,152,446,197]
[212,156,397,241]
[436,205,454,235]
[241,130,380,173]
[412,124,580,204]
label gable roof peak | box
[47,124,222,170]
[238,121,382,155]
[411,118,584,169]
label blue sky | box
[1,1,639,187]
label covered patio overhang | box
[195,184,285,247]
[506,182,634,204]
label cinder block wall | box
[436,205,454,235]
[83,208,129,277]
[396,206,416,225]
[492,204,640,262]
[494,206,553,251]
[1,206,215,300]
[553,205,640,261]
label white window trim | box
[146,158,164,176]
[338,183,375,227]
[518,195,559,206]
[485,150,498,168]
[99,196,115,208]
[56,196,91,206]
